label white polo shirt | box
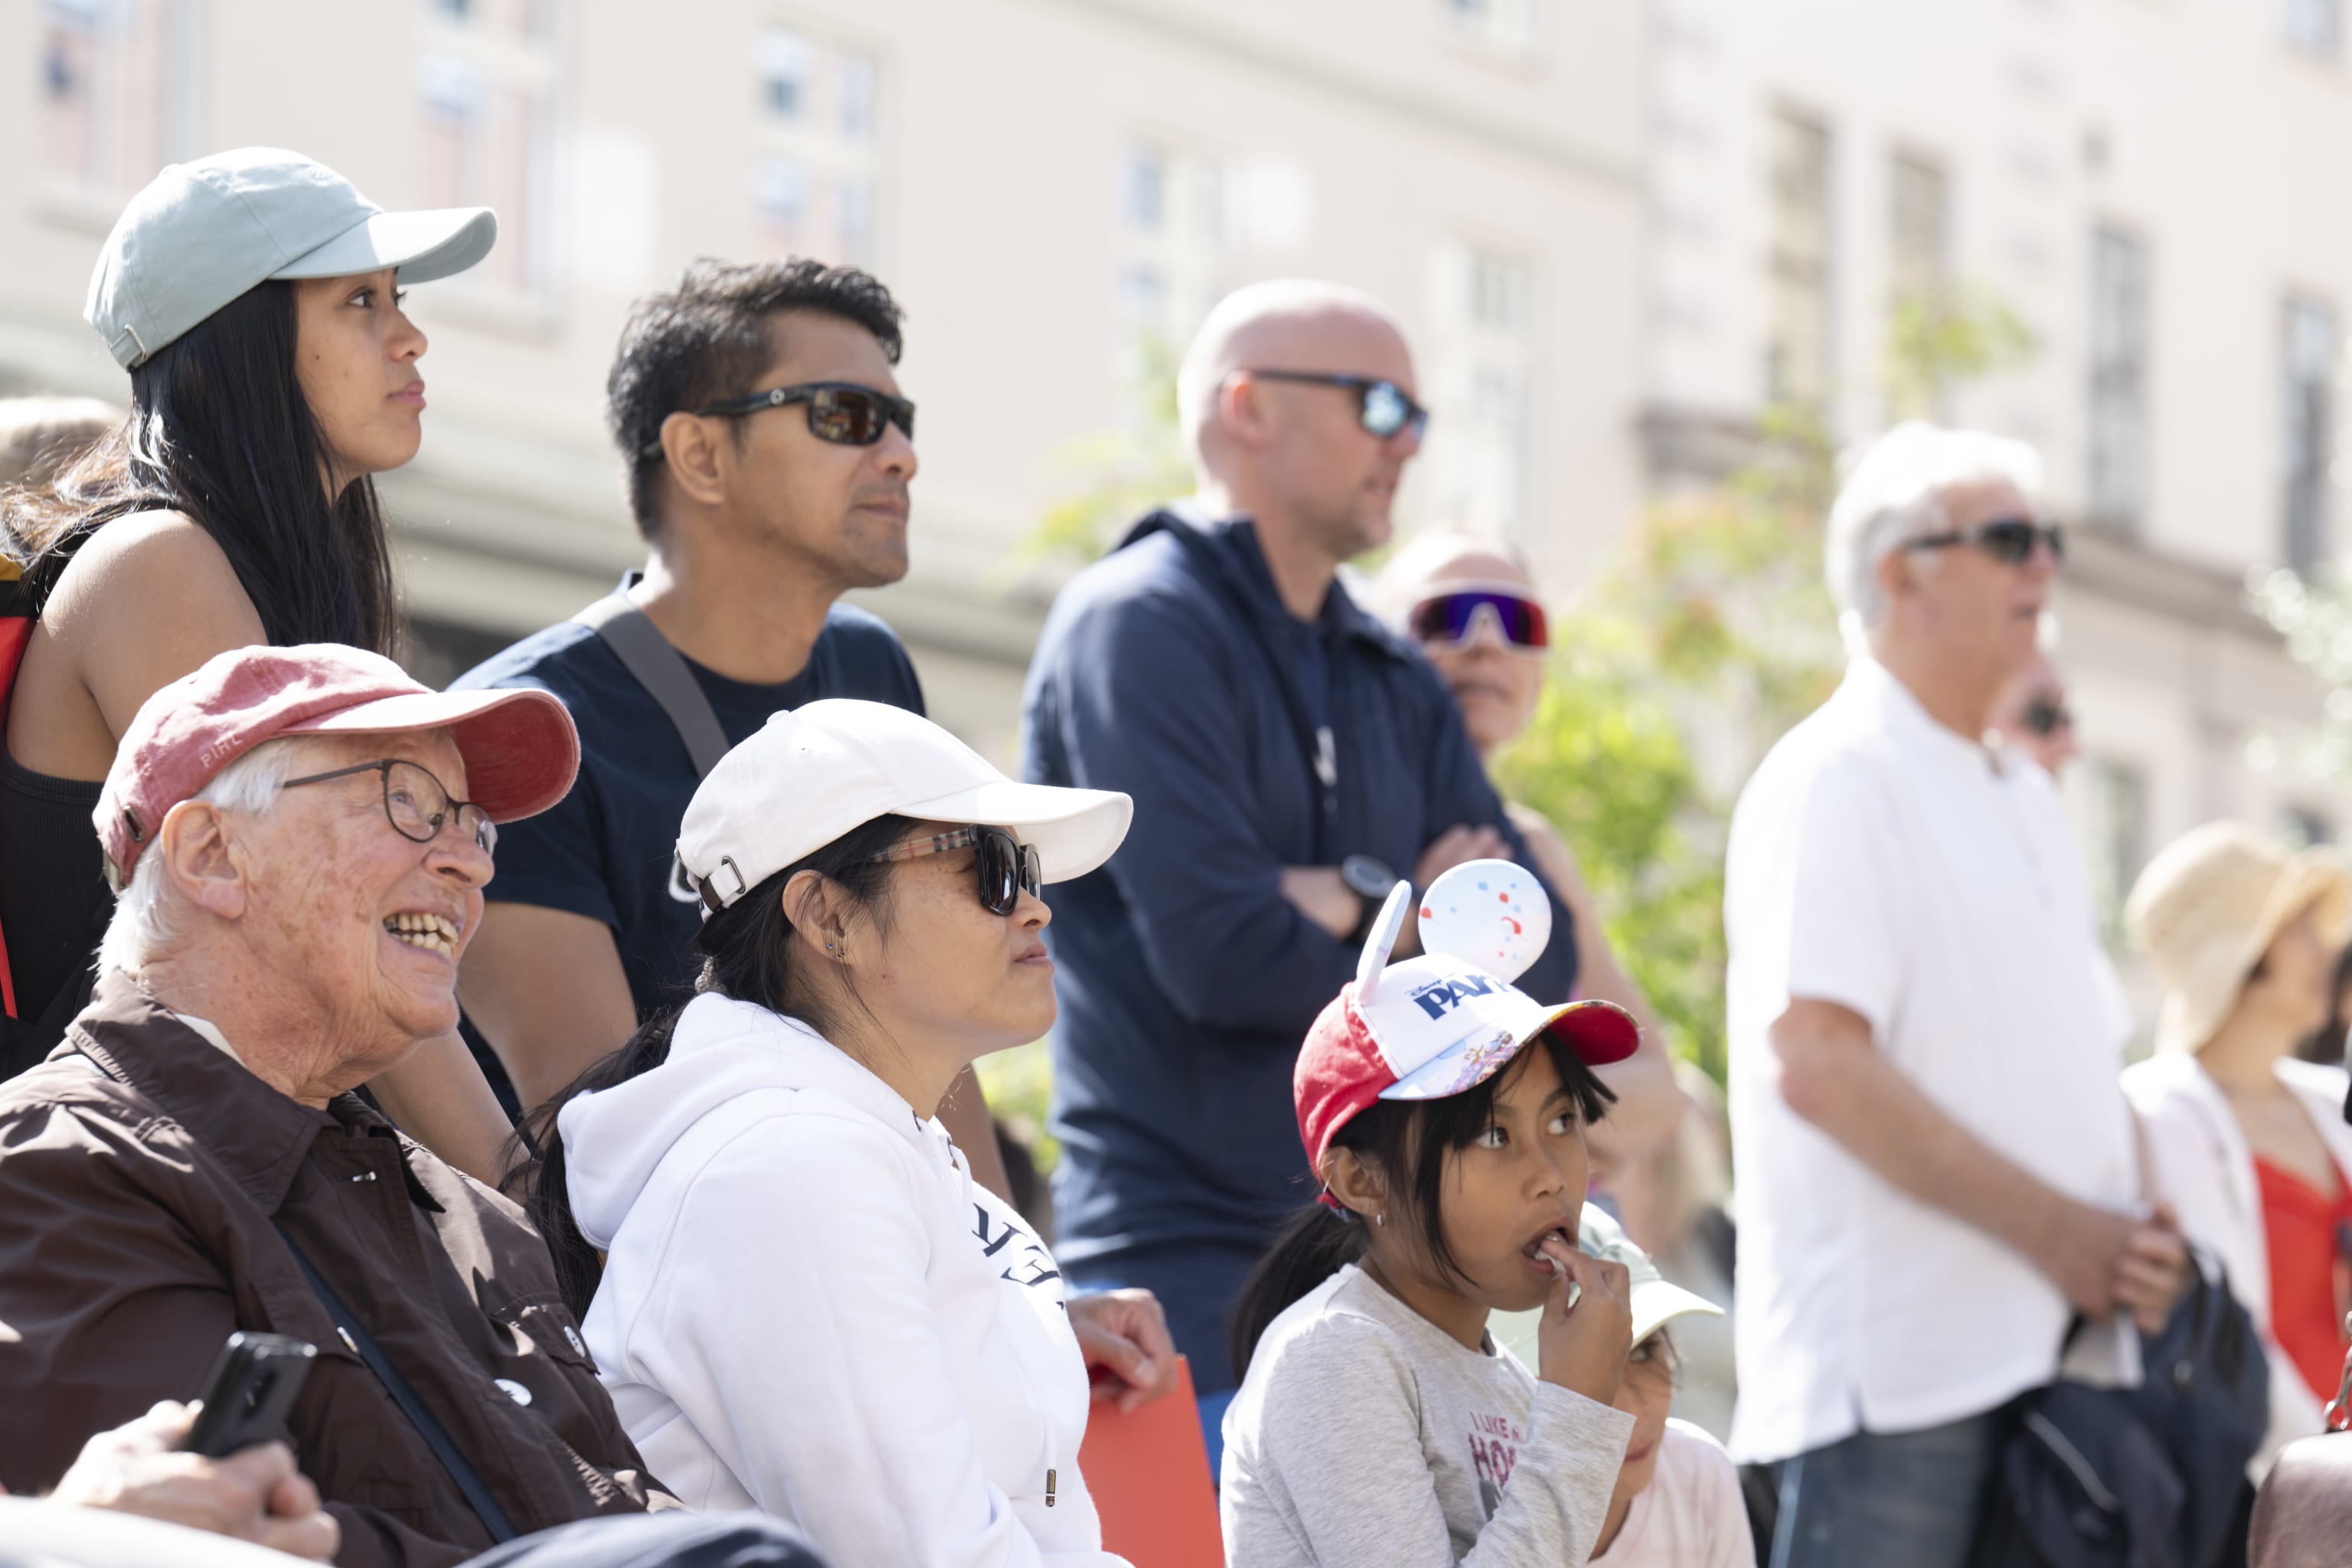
[1722,655,2134,1465]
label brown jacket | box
[0,973,664,1566]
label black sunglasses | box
[282,759,497,856]
[646,381,916,456]
[1246,369,1430,442]
[2021,694,2073,737]
[1905,517,2065,567]
[867,825,1042,916]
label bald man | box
[1021,281,1582,1446]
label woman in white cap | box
[0,148,508,1165]
[1576,1206,1749,1567]
[518,698,1176,1566]
[1222,863,1644,1566]
[2123,821,2352,1472]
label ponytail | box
[1230,1202,1368,1384]
[501,812,916,1317]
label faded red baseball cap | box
[97,643,579,886]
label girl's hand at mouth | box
[1534,1236,1633,1406]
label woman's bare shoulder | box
[45,511,253,633]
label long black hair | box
[507,813,915,1317]
[4,280,400,654]
[1230,1035,1615,1384]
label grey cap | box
[83,147,497,370]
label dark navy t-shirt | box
[449,601,925,1023]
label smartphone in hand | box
[181,1332,316,1459]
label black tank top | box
[0,750,106,1075]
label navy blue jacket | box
[1022,510,1578,1367]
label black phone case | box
[181,1331,317,1458]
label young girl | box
[1570,1207,1752,1567]
[2,148,508,1176]
[1221,864,1644,1566]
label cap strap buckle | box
[697,854,750,913]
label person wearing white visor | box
[1561,1207,1749,1567]
[514,698,1175,1566]
[2,146,514,1181]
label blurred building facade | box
[0,0,1643,759]
[1642,0,2352,1011]
[4,0,2350,1021]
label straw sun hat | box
[2125,821,2352,1054]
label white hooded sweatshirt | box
[560,991,1125,1568]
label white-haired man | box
[0,645,671,1565]
[1022,280,1674,1459]
[1723,423,2187,1563]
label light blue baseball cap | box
[84,147,497,370]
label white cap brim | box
[1631,1279,1725,1346]
[272,206,498,285]
[897,778,1133,883]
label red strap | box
[0,609,31,1020]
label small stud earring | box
[1374,1212,1386,1228]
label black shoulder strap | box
[572,593,729,780]
[270,1221,520,1545]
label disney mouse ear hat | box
[1293,860,1640,1186]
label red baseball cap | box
[1293,865,1641,1190]
[97,643,579,886]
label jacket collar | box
[1116,505,1411,661]
[58,969,390,1215]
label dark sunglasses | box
[647,381,916,456]
[867,825,1042,916]
[1406,586,1550,653]
[1905,517,2065,567]
[283,758,498,856]
[1246,369,1429,442]
[2020,695,2073,737]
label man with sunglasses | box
[446,260,1008,1191]
[1722,423,2186,1566]
[1021,280,1582,1452]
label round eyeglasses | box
[282,759,498,856]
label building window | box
[1427,242,1535,541]
[2086,759,2149,942]
[751,28,882,267]
[2086,226,2151,534]
[1112,141,1229,416]
[2283,295,2337,573]
[1444,0,1538,54]
[39,0,204,200]
[1766,109,1834,408]
[2288,0,2341,57]
[416,0,560,299]
[1887,151,1948,309]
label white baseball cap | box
[86,148,496,369]
[677,699,1132,913]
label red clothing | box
[2255,1155,2352,1403]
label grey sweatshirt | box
[1220,1265,1637,1566]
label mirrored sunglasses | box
[1406,587,1550,654]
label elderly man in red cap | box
[0,644,668,1567]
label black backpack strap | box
[270,1221,519,1544]
[571,593,729,780]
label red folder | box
[1078,1354,1225,1568]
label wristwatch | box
[1341,854,1403,945]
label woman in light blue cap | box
[0,149,511,1174]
